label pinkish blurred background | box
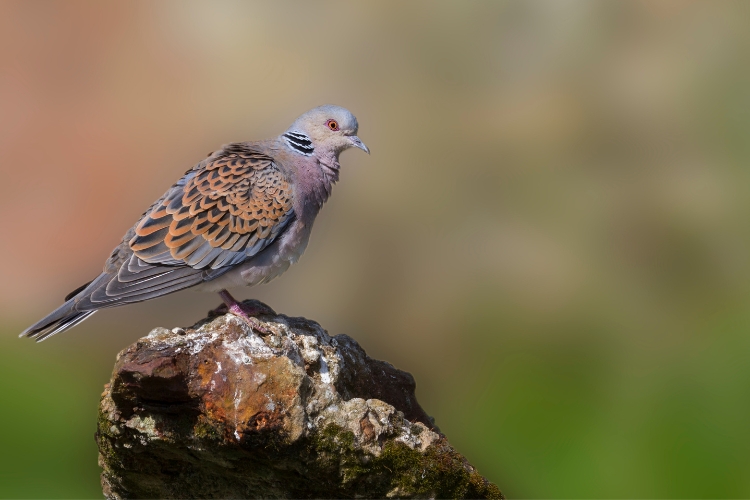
[2,0,750,497]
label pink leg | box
[217,290,272,334]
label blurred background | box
[1,0,750,497]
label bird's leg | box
[217,289,271,335]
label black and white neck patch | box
[283,132,314,156]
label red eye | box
[326,119,339,131]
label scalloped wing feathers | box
[131,146,294,270]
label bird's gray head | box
[283,105,369,158]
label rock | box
[96,300,503,499]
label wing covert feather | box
[130,145,294,270]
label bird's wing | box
[130,144,295,270]
[76,144,295,308]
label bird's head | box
[283,105,369,158]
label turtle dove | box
[21,105,369,341]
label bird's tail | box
[19,299,96,342]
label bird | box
[20,105,369,342]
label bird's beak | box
[348,136,370,154]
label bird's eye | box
[326,119,339,131]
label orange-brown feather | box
[128,147,293,269]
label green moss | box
[309,424,503,499]
[95,412,120,471]
[468,471,505,499]
[96,409,111,437]
[318,423,356,450]
[193,416,222,441]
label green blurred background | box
[2,0,750,497]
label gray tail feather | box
[19,300,97,342]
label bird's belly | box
[194,220,312,293]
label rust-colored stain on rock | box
[194,350,300,440]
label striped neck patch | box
[283,132,314,156]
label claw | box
[217,289,274,335]
[245,316,272,335]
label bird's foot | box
[227,303,272,335]
[214,291,276,335]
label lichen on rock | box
[96,300,503,499]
